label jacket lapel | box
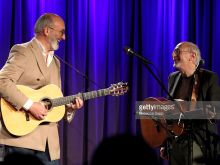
[169,72,181,98]
[197,70,206,101]
[29,38,50,80]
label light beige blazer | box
[0,38,74,160]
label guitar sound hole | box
[41,98,52,110]
[156,124,160,132]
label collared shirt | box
[23,38,54,110]
[35,38,54,67]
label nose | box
[172,52,177,59]
[62,34,66,40]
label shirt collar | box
[35,38,54,66]
[35,38,54,56]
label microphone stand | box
[54,55,102,89]
[124,47,185,163]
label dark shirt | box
[173,75,194,101]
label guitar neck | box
[51,88,110,107]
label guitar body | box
[140,97,183,148]
[140,118,167,148]
[1,84,65,136]
[1,82,128,136]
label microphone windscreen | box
[199,59,205,66]
[123,46,130,54]
[197,59,205,69]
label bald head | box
[175,42,201,67]
[34,13,64,35]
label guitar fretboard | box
[51,88,110,107]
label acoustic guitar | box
[1,82,128,136]
[140,97,184,148]
[140,97,216,148]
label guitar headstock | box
[109,82,129,96]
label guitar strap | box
[189,73,199,117]
[191,73,200,102]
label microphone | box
[196,59,205,70]
[123,46,152,64]
[123,46,137,56]
[199,59,205,67]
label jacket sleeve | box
[206,72,220,101]
[64,107,76,123]
[0,45,29,110]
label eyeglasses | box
[173,48,191,55]
[49,26,65,36]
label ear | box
[43,27,50,36]
[189,52,196,62]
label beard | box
[49,36,59,51]
[173,63,181,70]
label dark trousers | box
[3,144,59,165]
[169,135,204,165]
[168,120,220,165]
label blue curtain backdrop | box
[1,0,220,164]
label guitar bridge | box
[25,111,30,121]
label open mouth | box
[173,56,180,63]
[173,59,178,64]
